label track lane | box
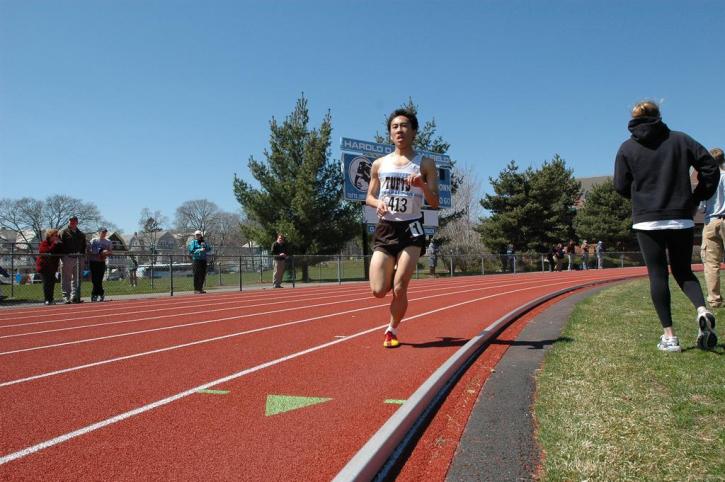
[0,269,646,480]
[0,278,543,376]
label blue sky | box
[1,0,723,234]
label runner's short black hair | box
[387,108,418,132]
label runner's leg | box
[388,245,422,331]
[369,250,395,298]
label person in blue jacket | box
[188,230,211,294]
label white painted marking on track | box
[0,272,645,464]
[0,280,533,385]
[0,278,546,356]
[0,274,617,388]
[0,279,582,465]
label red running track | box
[0,268,646,480]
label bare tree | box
[174,199,222,236]
[44,194,105,232]
[136,208,168,252]
[212,211,245,255]
[0,198,42,244]
[438,164,486,255]
[0,195,107,244]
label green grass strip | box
[384,399,407,405]
[197,389,230,395]
[535,277,724,481]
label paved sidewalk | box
[446,286,608,481]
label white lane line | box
[0,276,494,325]
[0,278,480,331]
[0,287,374,328]
[0,276,605,387]
[0,278,545,356]
[0,282,376,319]
[0,279,576,465]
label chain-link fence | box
[0,247,673,303]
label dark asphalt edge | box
[444,284,614,482]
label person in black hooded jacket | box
[614,100,719,352]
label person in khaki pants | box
[701,147,725,308]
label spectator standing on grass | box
[36,229,63,305]
[60,216,87,304]
[595,240,605,269]
[88,228,112,302]
[554,243,565,272]
[580,239,590,270]
[565,240,576,271]
[428,239,439,276]
[188,230,210,294]
[700,147,725,308]
[0,265,8,299]
[506,243,515,272]
[127,253,138,287]
[271,233,289,288]
[614,100,719,352]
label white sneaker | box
[657,335,681,352]
[696,311,718,350]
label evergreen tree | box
[478,155,581,253]
[233,95,358,279]
[574,178,634,249]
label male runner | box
[366,108,439,348]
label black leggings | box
[193,259,207,291]
[636,228,705,328]
[90,261,106,297]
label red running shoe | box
[383,331,400,348]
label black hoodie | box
[614,116,718,224]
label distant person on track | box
[36,228,63,305]
[88,228,112,302]
[700,147,725,308]
[366,108,439,348]
[60,215,87,304]
[188,230,210,294]
[614,100,719,352]
[271,233,289,288]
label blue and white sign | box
[342,152,376,202]
[340,137,452,208]
[340,137,451,168]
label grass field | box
[535,277,724,481]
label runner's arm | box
[366,158,388,216]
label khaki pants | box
[702,219,725,307]
[273,258,286,287]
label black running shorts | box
[373,217,426,257]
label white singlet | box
[377,152,425,222]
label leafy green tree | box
[574,178,634,249]
[233,95,358,280]
[478,155,581,253]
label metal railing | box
[0,250,664,303]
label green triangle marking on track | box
[198,389,230,395]
[384,399,406,405]
[265,395,332,416]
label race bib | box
[408,220,424,237]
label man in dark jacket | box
[271,233,289,288]
[60,216,87,303]
[614,100,719,352]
